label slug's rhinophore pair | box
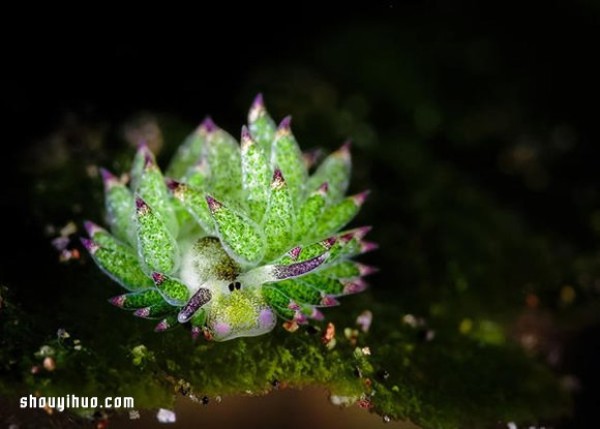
[82,95,376,341]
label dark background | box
[3,2,600,427]
[5,2,600,241]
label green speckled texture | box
[185,160,209,190]
[272,279,323,306]
[203,128,242,200]
[319,260,362,279]
[166,126,207,180]
[171,182,214,233]
[90,244,153,291]
[85,228,153,291]
[295,185,327,241]
[298,273,345,296]
[154,274,189,306]
[206,288,271,339]
[248,96,277,153]
[262,172,295,260]
[135,201,179,275]
[307,146,351,203]
[209,197,266,265]
[137,160,179,237]
[81,99,374,343]
[118,289,164,309]
[241,130,270,220]
[104,179,136,245]
[271,125,307,205]
[314,195,361,238]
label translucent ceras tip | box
[252,93,265,110]
[322,237,337,249]
[143,150,156,168]
[276,116,292,136]
[240,125,255,149]
[205,195,222,213]
[135,196,150,214]
[360,241,379,253]
[357,263,379,276]
[83,220,105,237]
[80,237,99,254]
[293,311,308,325]
[133,307,151,318]
[342,226,372,242]
[334,140,352,160]
[249,93,265,121]
[352,190,371,206]
[303,149,322,169]
[191,326,202,341]
[99,167,119,188]
[343,278,369,294]
[200,116,218,134]
[317,182,329,195]
[164,178,181,192]
[271,168,286,189]
[310,308,325,321]
[108,295,126,308]
[136,139,149,151]
[154,319,171,332]
[320,294,340,307]
[288,246,302,260]
[134,140,153,162]
[151,272,166,284]
[288,300,301,311]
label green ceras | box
[82,95,376,341]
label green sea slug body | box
[82,95,375,341]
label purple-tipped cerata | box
[81,95,375,341]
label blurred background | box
[2,2,600,428]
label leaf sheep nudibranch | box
[83,95,375,341]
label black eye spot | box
[235,281,241,290]
[228,283,234,292]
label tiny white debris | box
[57,328,70,339]
[51,236,70,251]
[156,408,176,423]
[45,224,56,236]
[402,314,417,327]
[86,164,98,178]
[59,221,77,237]
[129,410,140,420]
[507,422,517,429]
[356,310,373,333]
[37,345,55,357]
[329,395,358,407]
[325,337,337,350]
[425,329,435,341]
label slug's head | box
[178,236,276,341]
[204,283,276,341]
